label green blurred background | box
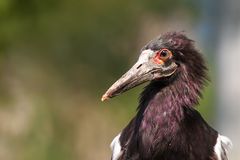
[0,0,239,160]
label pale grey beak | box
[101,59,177,101]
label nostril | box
[137,64,142,69]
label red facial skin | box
[153,49,172,65]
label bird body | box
[102,32,232,160]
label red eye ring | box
[153,49,172,64]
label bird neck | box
[138,65,206,120]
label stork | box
[101,32,232,160]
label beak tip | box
[101,94,109,102]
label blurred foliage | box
[0,0,213,160]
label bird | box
[101,32,232,160]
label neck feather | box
[138,64,207,112]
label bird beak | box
[101,59,177,101]
[101,61,150,101]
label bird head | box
[101,32,206,101]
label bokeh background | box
[0,0,239,159]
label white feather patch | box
[110,133,122,160]
[138,49,154,64]
[214,134,232,160]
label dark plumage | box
[102,32,232,160]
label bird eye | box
[153,49,172,64]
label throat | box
[139,68,205,111]
[137,70,205,127]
